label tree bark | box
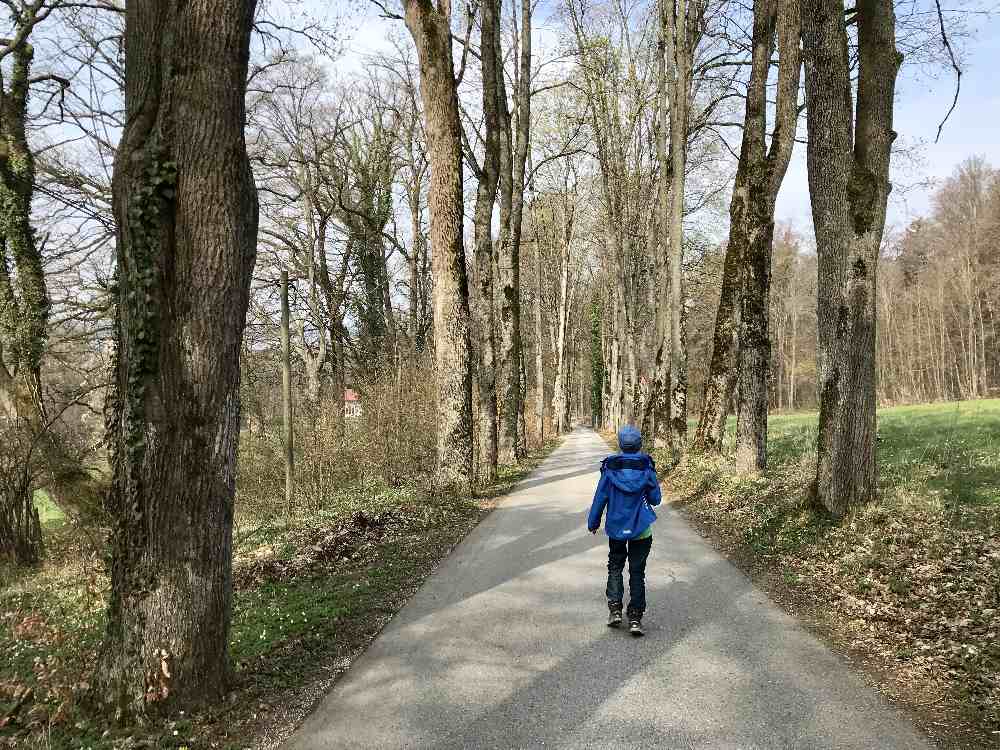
[0,36,49,564]
[497,0,530,464]
[534,227,545,443]
[693,240,740,452]
[0,41,48,409]
[97,0,258,716]
[694,0,799,467]
[733,0,800,473]
[801,0,901,515]
[647,0,673,452]
[551,198,574,435]
[404,0,474,493]
[665,0,691,459]
[471,0,502,484]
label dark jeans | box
[606,536,652,616]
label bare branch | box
[932,0,961,144]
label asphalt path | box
[284,428,932,750]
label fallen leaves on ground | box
[668,452,1000,748]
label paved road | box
[284,429,932,750]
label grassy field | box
[0,440,562,749]
[666,398,999,748]
[761,399,1000,507]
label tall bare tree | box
[0,1,102,563]
[801,0,901,515]
[547,173,578,435]
[661,0,708,457]
[403,0,475,492]
[97,0,259,715]
[533,222,545,441]
[496,0,532,463]
[731,0,799,472]
[693,0,800,470]
[470,0,503,483]
[0,22,50,562]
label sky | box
[776,12,1000,235]
[325,0,1000,238]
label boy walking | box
[587,425,662,636]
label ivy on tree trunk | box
[97,0,258,717]
[0,32,51,564]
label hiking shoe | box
[629,618,644,637]
[608,603,623,628]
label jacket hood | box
[617,425,642,453]
[606,454,653,493]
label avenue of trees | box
[0,0,992,719]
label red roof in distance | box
[345,389,360,402]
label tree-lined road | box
[285,430,931,750]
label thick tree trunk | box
[404,0,474,493]
[694,242,740,452]
[696,0,799,469]
[497,0,530,464]
[471,0,502,484]
[97,0,258,716]
[0,40,48,565]
[801,0,900,515]
[733,221,774,471]
[665,0,690,458]
[646,0,674,453]
[733,0,800,473]
[0,43,48,402]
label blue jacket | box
[587,451,662,539]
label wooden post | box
[281,270,294,517]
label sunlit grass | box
[712,398,1000,508]
[33,489,66,527]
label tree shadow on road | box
[406,545,927,750]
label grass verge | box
[0,438,562,749]
[659,399,999,749]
